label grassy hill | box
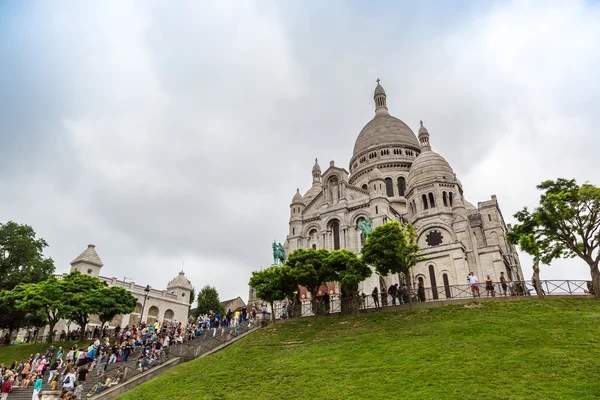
[121,298,600,400]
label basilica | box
[283,82,524,302]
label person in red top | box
[1,377,12,400]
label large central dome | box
[353,114,420,157]
[352,82,420,160]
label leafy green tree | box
[286,248,335,316]
[196,285,225,316]
[61,271,105,331]
[509,178,600,298]
[0,221,55,339]
[95,286,137,329]
[249,265,297,322]
[12,278,66,341]
[0,290,46,342]
[326,250,371,314]
[361,221,420,308]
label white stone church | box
[284,81,524,302]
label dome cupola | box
[407,122,455,189]
[291,188,304,204]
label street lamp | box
[140,285,151,326]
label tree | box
[361,221,420,308]
[12,278,66,342]
[61,271,105,331]
[95,286,137,329]
[0,290,45,343]
[326,250,371,314]
[286,248,335,316]
[196,285,225,316]
[0,221,55,339]
[249,265,297,322]
[509,178,600,298]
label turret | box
[312,158,322,184]
[289,189,304,237]
[374,79,389,116]
[418,120,431,150]
[70,244,103,278]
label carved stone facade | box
[284,82,524,301]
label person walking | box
[371,287,380,308]
[388,284,398,305]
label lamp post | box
[140,285,151,326]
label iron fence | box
[169,321,257,360]
[270,279,593,319]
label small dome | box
[407,149,455,189]
[312,158,321,173]
[418,120,429,135]
[353,114,420,159]
[369,167,384,182]
[374,82,386,96]
[292,189,303,204]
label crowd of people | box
[0,317,216,400]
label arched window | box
[134,302,143,314]
[384,178,394,197]
[292,228,295,235]
[309,229,317,237]
[147,306,159,324]
[428,193,436,208]
[312,244,317,249]
[429,265,438,300]
[443,273,451,298]
[442,192,448,207]
[422,194,429,210]
[397,177,406,197]
[449,192,454,207]
[163,309,174,321]
[330,220,340,250]
[362,184,368,190]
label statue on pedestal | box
[272,241,286,265]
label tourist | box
[485,275,495,297]
[32,373,43,400]
[499,272,508,296]
[371,287,380,308]
[417,281,426,302]
[47,360,59,383]
[585,280,594,295]
[400,283,409,304]
[468,272,480,298]
[62,368,76,391]
[388,283,398,305]
[0,376,12,400]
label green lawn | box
[121,298,600,400]
[0,340,90,366]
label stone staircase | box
[7,348,144,399]
[8,321,264,399]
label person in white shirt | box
[468,272,480,298]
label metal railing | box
[271,280,593,319]
[169,321,257,361]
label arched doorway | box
[429,265,439,300]
[443,273,451,299]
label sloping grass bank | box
[121,298,600,400]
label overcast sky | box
[1,0,599,302]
